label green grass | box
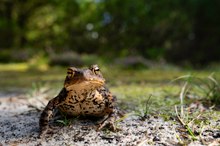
[0,63,65,92]
[172,74,220,143]
[0,62,220,109]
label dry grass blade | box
[115,112,133,123]
[170,75,192,83]
[180,82,188,118]
[137,139,149,146]
[208,73,219,86]
[175,105,185,125]
[175,106,198,140]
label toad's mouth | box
[65,80,104,91]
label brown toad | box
[39,65,117,137]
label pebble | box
[153,136,160,141]
[213,131,220,138]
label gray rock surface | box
[0,96,219,146]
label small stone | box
[213,131,220,138]
[153,136,160,141]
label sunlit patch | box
[0,63,28,71]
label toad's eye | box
[67,67,76,78]
[90,64,100,75]
[67,71,74,78]
[94,67,100,72]
[93,67,100,75]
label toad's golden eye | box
[90,64,100,74]
[67,67,76,78]
[93,66,100,75]
[67,72,73,78]
[94,66,100,72]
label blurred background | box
[0,0,220,106]
[1,0,220,67]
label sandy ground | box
[0,95,220,146]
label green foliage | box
[134,94,153,120]
[1,0,220,65]
[56,112,77,126]
[56,116,74,126]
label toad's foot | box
[97,114,119,132]
[38,126,49,139]
[39,125,59,139]
[39,124,55,139]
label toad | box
[39,65,117,137]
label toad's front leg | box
[97,109,118,131]
[39,89,66,138]
[39,98,58,138]
[39,88,67,138]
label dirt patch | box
[0,96,219,146]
